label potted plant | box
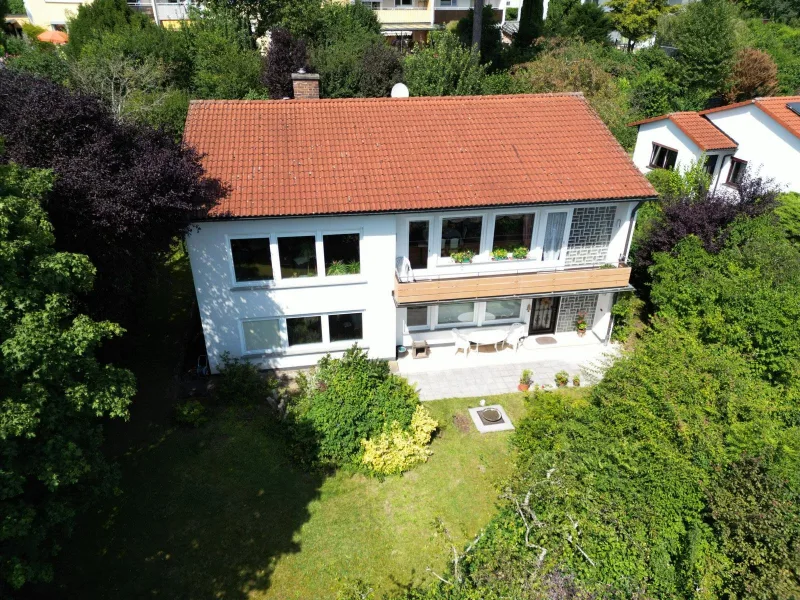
[450,249,475,264]
[555,370,569,387]
[518,369,533,391]
[572,374,580,387]
[491,248,509,261]
[512,246,529,260]
[575,312,588,337]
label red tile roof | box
[628,112,737,151]
[700,96,800,141]
[184,94,656,218]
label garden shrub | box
[215,351,275,404]
[361,405,438,475]
[174,399,208,427]
[290,346,422,468]
[610,291,643,342]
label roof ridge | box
[187,92,588,106]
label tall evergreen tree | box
[515,0,544,48]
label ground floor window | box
[329,313,363,342]
[485,299,522,321]
[437,301,476,326]
[406,306,429,329]
[243,311,364,354]
[287,316,323,346]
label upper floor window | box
[704,154,719,176]
[492,213,534,256]
[408,220,429,269]
[727,158,747,187]
[395,0,412,6]
[231,237,273,282]
[649,143,678,170]
[278,236,317,278]
[541,211,568,261]
[323,233,360,276]
[441,216,482,259]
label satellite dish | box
[391,83,410,98]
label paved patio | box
[397,335,619,401]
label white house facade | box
[183,84,655,372]
[630,96,800,193]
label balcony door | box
[529,297,559,335]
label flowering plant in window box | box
[575,311,588,337]
[491,248,510,261]
[511,246,529,260]
[450,249,474,263]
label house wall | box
[631,121,702,175]
[23,0,86,28]
[705,105,800,193]
[186,214,398,373]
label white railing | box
[395,258,625,283]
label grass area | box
[60,395,527,599]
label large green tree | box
[404,30,486,96]
[606,0,672,51]
[0,160,135,591]
[662,0,738,94]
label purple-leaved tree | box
[0,70,225,324]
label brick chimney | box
[291,70,320,100]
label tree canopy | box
[0,70,224,324]
[0,159,136,591]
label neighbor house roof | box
[184,94,656,219]
[628,111,738,151]
[700,96,800,141]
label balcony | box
[394,264,632,305]
[127,0,191,22]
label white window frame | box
[534,207,573,267]
[240,310,365,356]
[434,301,478,328]
[405,306,431,332]
[479,299,526,325]
[436,211,489,266]
[228,228,363,288]
[320,230,364,279]
[402,216,434,271]
[488,208,539,261]
[226,233,277,287]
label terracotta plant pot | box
[518,383,530,392]
[577,329,586,337]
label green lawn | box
[60,395,526,599]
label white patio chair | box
[500,323,527,353]
[451,328,472,357]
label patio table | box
[467,328,508,352]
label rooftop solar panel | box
[788,102,800,117]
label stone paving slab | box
[403,355,612,401]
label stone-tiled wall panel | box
[565,206,616,267]
[556,294,599,333]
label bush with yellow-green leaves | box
[361,405,438,475]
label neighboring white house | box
[182,79,655,372]
[630,96,800,193]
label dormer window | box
[649,143,678,170]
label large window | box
[323,233,360,276]
[485,299,522,321]
[278,236,317,278]
[243,319,281,352]
[329,313,363,342]
[287,316,323,346]
[541,212,568,261]
[406,306,429,328]
[649,144,678,170]
[727,158,747,187]
[493,214,534,254]
[437,301,476,325]
[408,221,429,269]
[440,216,482,258]
[231,237,273,282]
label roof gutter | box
[192,195,659,224]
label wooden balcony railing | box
[394,265,632,305]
